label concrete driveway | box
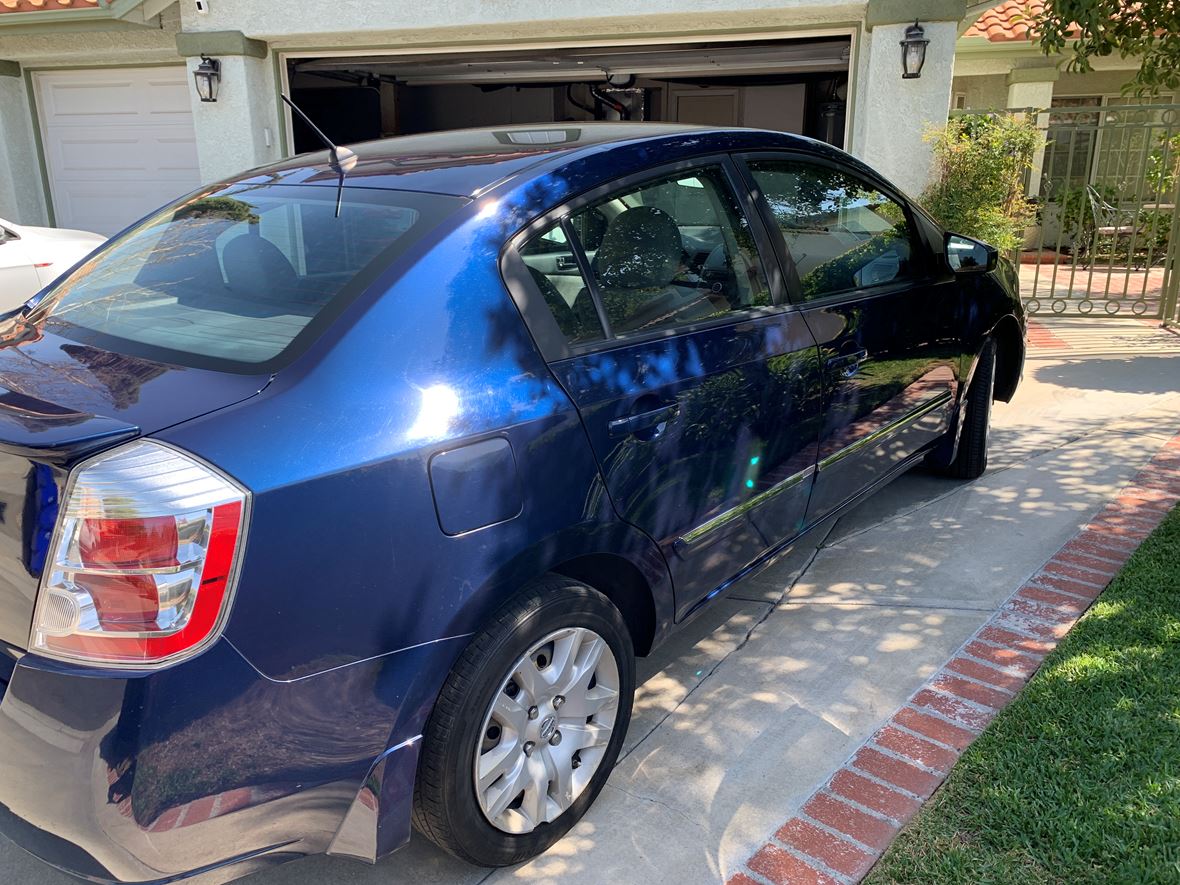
[3,318,1178,885]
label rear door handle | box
[609,403,681,439]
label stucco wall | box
[185,53,282,185]
[0,7,182,67]
[951,73,1006,109]
[0,74,46,224]
[1056,69,1156,99]
[853,20,958,198]
[179,0,866,47]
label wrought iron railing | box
[953,104,1180,321]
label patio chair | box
[1085,185,1154,270]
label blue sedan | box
[0,124,1023,882]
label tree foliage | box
[1034,0,1180,96]
[920,113,1043,252]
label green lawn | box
[866,506,1180,885]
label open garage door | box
[34,67,201,236]
[284,37,851,155]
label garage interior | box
[285,37,851,154]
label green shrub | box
[919,113,1043,253]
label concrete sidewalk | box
[3,318,1177,885]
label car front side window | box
[746,159,916,302]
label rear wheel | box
[413,577,634,866]
[939,339,995,480]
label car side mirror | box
[945,233,997,274]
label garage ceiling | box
[292,39,851,85]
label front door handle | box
[825,348,869,377]
[609,403,681,439]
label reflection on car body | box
[0,124,1024,884]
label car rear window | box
[33,183,464,372]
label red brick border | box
[727,434,1180,885]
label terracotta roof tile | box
[0,0,100,15]
[963,1,1045,42]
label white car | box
[0,217,106,312]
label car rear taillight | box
[31,440,249,667]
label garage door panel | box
[140,78,193,117]
[35,67,201,235]
[45,128,199,180]
[53,181,191,236]
[38,81,140,119]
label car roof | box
[232,123,823,197]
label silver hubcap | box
[473,627,620,834]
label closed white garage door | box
[34,67,201,236]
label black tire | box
[940,339,995,480]
[412,576,635,866]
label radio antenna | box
[281,93,357,217]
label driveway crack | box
[607,783,709,830]
[618,525,834,765]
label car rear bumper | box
[0,637,458,883]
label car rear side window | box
[568,165,770,337]
[746,159,915,302]
[519,222,606,346]
[34,184,463,372]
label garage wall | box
[398,84,556,134]
[183,0,865,48]
[741,84,806,132]
[0,73,47,226]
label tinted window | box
[569,166,770,336]
[35,184,462,372]
[519,221,605,346]
[747,160,915,302]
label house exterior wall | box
[1,0,976,228]
[0,8,184,225]
[951,73,1006,108]
[0,71,45,224]
[1055,69,1148,99]
[178,0,867,48]
[852,19,959,198]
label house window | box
[1041,94,1177,202]
[1095,95,1176,200]
[1040,96,1101,201]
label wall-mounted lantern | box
[900,22,929,79]
[193,55,221,102]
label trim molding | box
[176,30,268,59]
[818,392,953,472]
[1007,66,1060,85]
[866,0,968,29]
[676,465,816,552]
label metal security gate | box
[1016,103,1180,323]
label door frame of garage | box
[274,25,861,159]
[23,61,188,228]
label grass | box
[866,506,1180,885]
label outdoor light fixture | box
[900,21,929,79]
[193,55,221,102]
